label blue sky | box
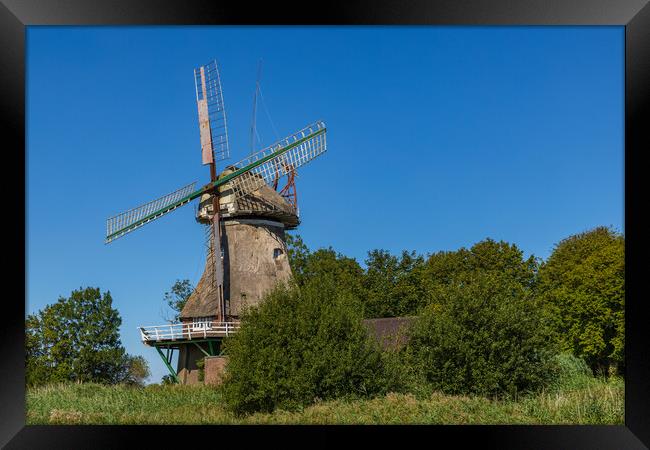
[27,26,624,383]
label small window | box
[192,316,213,331]
[273,248,283,259]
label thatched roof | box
[180,256,220,320]
[362,317,417,350]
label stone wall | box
[176,344,205,385]
[204,356,229,386]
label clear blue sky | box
[27,26,624,383]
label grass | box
[27,376,623,425]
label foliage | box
[363,250,427,318]
[163,279,194,322]
[196,359,205,382]
[287,237,540,320]
[301,248,367,299]
[286,233,366,301]
[547,353,594,393]
[285,232,310,281]
[424,238,539,296]
[406,271,557,397]
[25,314,50,387]
[161,374,176,385]
[118,355,151,387]
[287,236,538,319]
[220,277,393,415]
[537,226,624,375]
[26,287,130,386]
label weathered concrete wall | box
[204,356,229,386]
[223,219,292,318]
[180,219,293,320]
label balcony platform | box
[138,321,240,346]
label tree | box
[26,314,49,386]
[117,355,151,386]
[363,250,427,318]
[286,234,366,298]
[221,277,393,415]
[286,233,367,301]
[301,248,366,298]
[26,287,130,386]
[285,232,310,282]
[162,279,194,322]
[537,227,624,375]
[407,271,557,397]
[424,238,538,295]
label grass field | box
[27,376,623,425]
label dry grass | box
[26,377,623,425]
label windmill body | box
[106,60,327,384]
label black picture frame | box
[2,0,648,448]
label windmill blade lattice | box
[194,60,230,163]
[106,182,197,243]
[226,121,326,202]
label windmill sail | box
[224,121,327,203]
[106,182,197,243]
[194,60,230,164]
[105,121,326,244]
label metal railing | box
[138,321,241,343]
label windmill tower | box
[106,59,327,384]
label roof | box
[219,169,299,228]
[362,317,417,350]
[180,257,220,319]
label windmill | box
[106,60,327,383]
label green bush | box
[220,277,394,415]
[406,271,557,398]
[548,353,594,393]
[196,359,205,382]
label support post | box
[155,346,180,384]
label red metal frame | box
[272,161,298,211]
[278,168,298,211]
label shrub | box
[548,353,594,393]
[220,277,393,415]
[196,359,205,382]
[407,271,557,398]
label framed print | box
[2,0,648,448]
